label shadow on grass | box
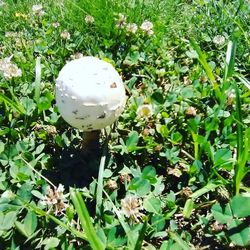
[43,142,102,189]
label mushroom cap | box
[56,56,126,131]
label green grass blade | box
[233,83,243,160]
[189,38,216,84]
[191,182,220,200]
[0,93,26,114]
[236,75,250,90]
[34,57,42,102]
[232,82,246,194]
[70,189,105,250]
[18,198,86,240]
[224,40,237,80]
[134,220,148,250]
[96,136,108,215]
[190,38,221,100]
[169,231,192,250]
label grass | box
[0,0,250,249]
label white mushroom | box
[56,56,126,148]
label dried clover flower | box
[126,23,138,34]
[60,30,71,40]
[116,13,127,28]
[106,179,118,191]
[226,90,236,106]
[41,184,69,215]
[119,173,131,184]
[167,167,182,177]
[0,56,22,79]
[32,4,45,16]
[185,106,197,117]
[213,35,225,46]
[85,15,94,24]
[140,20,154,36]
[70,52,83,60]
[121,195,143,222]
[45,125,57,135]
[137,104,153,119]
[52,22,60,28]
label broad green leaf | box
[151,214,165,231]
[211,203,233,224]
[42,237,60,250]
[24,211,37,236]
[230,195,250,218]
[17,183,33,202]
[214,148,232,167]
[142,166,157,183]
[31,190,44,200]
[151,91,164,104]
[143,197,161,214]
[126,131,139,152]
[128,178,151,197]
[20,97,36,116]
[0,211,17,230]
[15,221,28,238]
[156,124,169,139]
[37,96,51,111]
[228,219,250,247]
[180,86,194,99]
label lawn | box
[0,0,250,249]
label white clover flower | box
[41,184,69,215]
[121,195,143,222]
[140,20,154,35]
[32,4,45,16]
[60,30,70,40]
[0,56,22,79]
[116,13,127,28]
[5,31,18,38]
[126,23,138,34]
[213,35,225,46]
[3,64,22,79]
[85,15,94,24]
[136,104,153,119]
[0,57,10,71]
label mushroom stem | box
[82,130,101,150]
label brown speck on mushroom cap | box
[110,82,117,88]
